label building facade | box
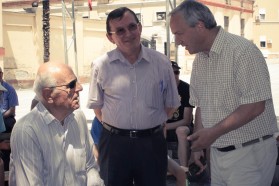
[253,0,279,59]
[1,0,255,88]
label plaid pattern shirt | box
[190,27,278,148]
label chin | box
[73,105,80,110]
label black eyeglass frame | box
[47,79,77,89]
[109,23,139,36]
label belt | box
[216,134,273,152]
[102,122,163,138]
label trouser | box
[211,137,277,186]
[4,116,16,133]
[99,126,167,186]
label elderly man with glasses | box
[9,62,104,186]
[87,7,180,186]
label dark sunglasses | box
[174,71,180,75]
[48,79,77,89]
[109,23,139,36]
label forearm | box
[166,119,188,130]
[93,109,102,122]
[3,107,15,118]
[211,101,265,139]
[165,107,177,119]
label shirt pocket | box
[145,79,164,109]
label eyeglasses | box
[109,23,139,36]
[48,79,77,89]
[174,71,180,75]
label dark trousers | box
[3,116,16,133]
[99,128,167,186]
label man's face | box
[106,11,142,53]
[50,68,83,113]
[170,12,203,54]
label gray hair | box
[33,71,57,101]
[170,0,217,29]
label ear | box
[106,33,115,44]
[42,88,54,103]
[196,21,205,30]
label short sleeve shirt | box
[87,45,180,130]
[190,27,278,147]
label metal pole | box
[72,0,78,76]
[62,0,68,64]
[166,0,170,58]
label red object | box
[88,0,92,11]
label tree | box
[42,0,50,62]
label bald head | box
[33,62,75,101]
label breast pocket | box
[145,80,164,109]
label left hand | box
[187,127,218,151]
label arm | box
[93,109,102,123]
[188,101,265,151]
[166,107,193,130]
[9,127,44,185]
[2,107,15,118]
[165,107,177,119]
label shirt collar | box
[108,44,151,65]
[36,102,75,126]
[208,26,226,55]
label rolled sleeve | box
[87,62,104,109]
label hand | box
[189,151,206,175]
[0,140,10,150]
[187,127,217,151]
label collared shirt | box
[190,27,278,148]
[9,102,103,186]
[87,45,180,130]
[1,81,19,114]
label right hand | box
[190,150,206,175]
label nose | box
[76,82,83,92]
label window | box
[224,16,229,32]
[259,8,266,20]
[240,19,245,37]
[225,0,231,5]
[260,36,266,48]
[156,12,166,21]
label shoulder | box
[2,81,16,92]
[143,47,170,64]
[72,109,87,124]
[225,32,259,55]
[11,112,38,140]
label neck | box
[120,45,141,64]
[43,103,70,124]
[203,27,220,53]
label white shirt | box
[87,45,180,129]
[9,102,104,186]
